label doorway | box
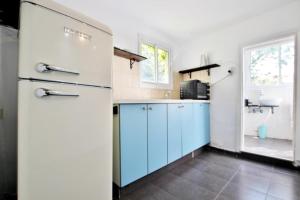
[241,35,296,161]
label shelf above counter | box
[114,47,147,69]
[179,64,220,77]
[246,104,279,114]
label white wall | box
[54,0,178,60]
[175,1,300,162]
[244,86,294,140]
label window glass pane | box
[250,45,280,86]
[280,42,294,83]
[140,43,156,82]
[157,48,169,84]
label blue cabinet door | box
[193,103,204,148]
[194,103,210,148]
[120,104,148,187]
[203,104,210,145]
[147,104,168,173]
[181,104,195,155]
[167,104,182,163]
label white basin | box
[259,97,282,106]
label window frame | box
[244,36,295,89]
[139,37,172,90]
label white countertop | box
[114,99,210,104]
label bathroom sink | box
[259,97,282,106]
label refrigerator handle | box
[36,63,80,75]
[35,88,79,98]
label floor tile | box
[218,182,266,200]
[266,195,283,200]
[151,173,217,200]
[273,166,300,177]
[118,149,300,200]
[124,183,178,200]
[197,152,241,170]
[238,162,274,179]
[185,157,210,172]
[239,158,274,171]
[267,182,300,200]
[269,171,300,187]
[170,163,227,193]
[203,162,237,180]
[231,172,270,193]
[120,179,148,196]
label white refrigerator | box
[18,1,113,200]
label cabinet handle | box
[36,63,80,75]
[148,107,152,110]
[35,88,79,98]
[178,105,184,108]
[142,107,146,110]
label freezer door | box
[18,80,112,200]
[19,2,112,87]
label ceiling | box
[57,0,297,42]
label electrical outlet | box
[0,108,3,120]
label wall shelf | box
[114,47,147,69]
[246,104,279,114]
[179,64,220,78]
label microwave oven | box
[180,80,210,100]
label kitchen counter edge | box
[114,99,210,104]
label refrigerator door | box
[18,80,112,200]
[19,2,112,87]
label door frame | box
[239,34,298,162]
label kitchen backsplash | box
[112,56,210,100]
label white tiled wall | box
[112,56,210,100]
[112,56,181,100]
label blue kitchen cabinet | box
[120,104,148,187]
[181,104,195,156]
[167,104,182,163]
[114,102,211,187]
[203,104,210,145]
[193,103,203,148]
[194,103,210,148]
[147,104,168,173]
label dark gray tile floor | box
[244,135,293,161]
[118,150,300,200]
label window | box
[247,38,295,86]
[140,41,170,86]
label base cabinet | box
[181,104,195,156]
[148,104,168,173]
[119,104,148,187]
[114,103,210,187]
[194,103,210,148]
[202,104,210,146]
[167,104,183,163]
